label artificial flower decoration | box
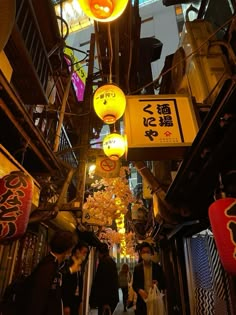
[83,167,135,224]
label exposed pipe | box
[134,161,191,223]
[134,161,174,211]
[53,54,73,152]
[29,167,76,223]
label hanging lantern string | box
[107,22,113,84]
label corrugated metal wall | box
[185,232,234,314]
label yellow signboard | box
[64,46,87,101]
[124,95,199,160]
[142,179,152,199]
[64,47,87,84]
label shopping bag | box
[146,284,165,315]
[127,281,137,309]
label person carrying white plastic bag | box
[133,242,166,315]
[146,283,165,315]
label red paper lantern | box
[209,197,236,274]
[0,171,33,242]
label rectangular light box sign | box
[124,95,199,160]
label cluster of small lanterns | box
[78,0,129,160]
[93,84,127,160]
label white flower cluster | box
[83,167,136,224]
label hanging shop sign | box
[64,46,87,101]
[82,208,113,226]
[95,155,121,178]
[124,95,199,160]
[142,178,152,199]
[0,171,33,241]
[209,198,236,275]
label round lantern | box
[209,198,236,275]
[78,0,129,22]
[103,133,127,160]
[93,84,126,124]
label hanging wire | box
[65,44,89,64]
[129,14,236,95]
[107,23,113,84]
[46,108,92,117]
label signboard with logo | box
[95,155,121,178]
[82,209,113,226]
[124,95,199,160]
[64,47,87,101]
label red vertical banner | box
[209,198,236,275]
[0,171,33,242]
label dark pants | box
[121,286,128,309]
[98,303,117,315]
[135,301,147,315]
[68,296,80,315]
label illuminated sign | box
[95,155,121,178]
[64,47,87,101]
[0,171,33,241]
[0,144,40,210]
[124,95,199,160]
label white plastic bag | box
[146,284,165,315]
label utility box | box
[171,20,231,107]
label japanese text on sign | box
[0,172,29,239]
[141,99,183,143]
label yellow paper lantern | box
[93,84,126,124]
[78,0,129,22]
[103,133,127,160]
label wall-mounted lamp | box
[103,133,127,160]
[78,0,129,22]
[93,83,126,124]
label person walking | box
[132,242,165,315]
[62,240,89,315]
[20,230,79,315]
[89,243,119,315]
[118,263,131,312]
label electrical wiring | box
[129,14,236,95]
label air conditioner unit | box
[172,20,231,107]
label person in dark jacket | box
[132,242,165,315]
[89,243,119,315]
[23,230,79,315]
[62,240,89,315]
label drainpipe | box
[53,54,73,152]
[134,161,190,224]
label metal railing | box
[15,0,52,94]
